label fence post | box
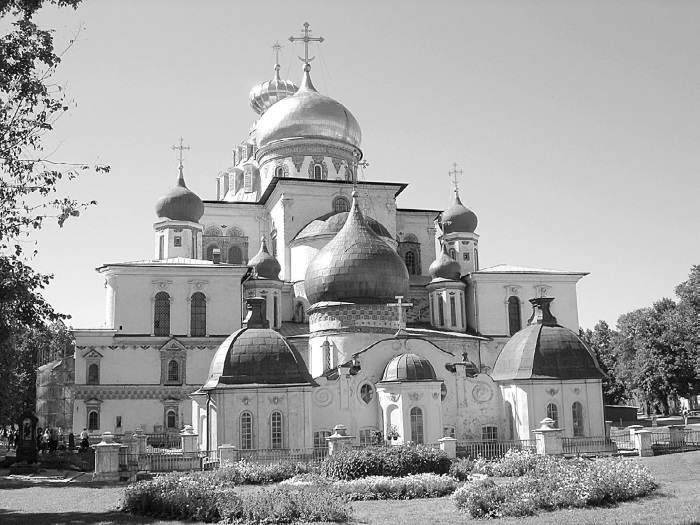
[327,424,354,456]
[218,444,237,465]
[533,418,564,456]
[604,421,612,439]
[634,429,653,457]
[438,437,457,458]
[668,425,686,447]
[180,424,199,453]
[134,427,148,454]
[93,432,122,482]
[627,424,643,443]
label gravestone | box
[10,411,40,474]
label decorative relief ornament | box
[389,393,400,402]
[313,388,333,407]
[241,396,250,405]
[268,396,283,405]
[408,392,423,402]
[331,157,343,175]
[291,156,304,172]
[545,388,559,397]
[572,388,581,395]
[432,392,439,400]
[472,382,493,403]
[509,287,519,295]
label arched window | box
[295,302,305,323]
[360,384,374,404]
[228,245,243,264]
[240,412,253,450]
[449,248,457,259]
[273,295,279,328]
[404,250,416,275]
[547,403,559,428]
[88,410,99,431]
[275,166,285,178]
[474,248,479,270]
[87,363,99,385]
[333,196,350,212]
[154,292,170,336]
[410,407,424,444]
[450,296,457,326]
[270,411,283,449]
[166,410,177,429]
[322,340,331,371]
[572,402,584,437]
[167,360,179,382]
[313,164,323,180]
[191,292,206,336]
[205,244,219,261]
[507,296,521,336]
[438,297,445,326]
[505,401,515,440]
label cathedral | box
[69,24,606,450]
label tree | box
[675,265,700,378]
[0,0,106,426]
[582,320,628,405]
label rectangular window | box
[463,253,470,260]
[313,430,331,449]
[438,297,444,326]
[443,427,456,438]
[359,429,375,447]
[273,295,279,328]
[116,416,122,428]
[482,426,498,442]
[450,296,457,326]
[271,412,283,449]
[158,236,164,259]
[174,236,182,247]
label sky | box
[11,0,700,331]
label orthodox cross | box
[449,162,463,193]
[172,138,190,167]
[388,296,413,333]
[289,22,324,64]
[272,41,283,64]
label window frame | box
[546,403,559,428]
[240,411,253,450]
[87,362,100,385]
[507,296,522,336]
[270,411,283,450]
[481,425,498,442]
[572,402,585,437]
[190,291,207,337]
[410,407,424,444]
[154,291,171,336]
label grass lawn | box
[1,451,699,524]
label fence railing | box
[562,436,617,455]
[609,430,635,451]
[231,447,325,464]
[650,429,700,455]
[456,439,536,459]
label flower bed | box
[451,454,657,518]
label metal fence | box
[609,430,635,451]
[562,436,617,455]
[650,429,700,455]
[456,439,536,459]
[232,447,326,464]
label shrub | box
[471,448,540,477]
[214,459,316,484]
[452,455,657,518]
[449,457,474,481]
[320,445,451,480]
[332,473,459,500]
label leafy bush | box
[121,471,350,523]
[451,455,657,518]
[448,457,474,481]
[320,445,451,480]
[215,459,316,484]
[332,473,459,500]
[471,449,541,477]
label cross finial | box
[172,138,190,167]
[272,41,283,64]
[289,22,324,65]
[388,296,413,335]
[449,162,463,193]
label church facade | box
[70,25,606,450]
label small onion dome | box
[256,63,362,149]
[248,237,281,279]
[441,190,477,234]
[205,298,315,387]
[155,164,204,222]
[304,192,409,305]
[249,64,299,116]
[382,353,437,382]
[491,298,606,381]
[429,243,462,280]
[294,210,392,241]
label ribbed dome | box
[491,298,606,381]
[249,64,299,116]
[205,298,315,387]
[294,210,392,241]
[429,244,462,280]
[304,192,409,305]
[256,64,361,149]
[382,353,437,382]
[441,190,477,234]
[155,165,204,223]
[248,237,281,279]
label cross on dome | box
[172,137,191,168]
[449,162,463,193]
[272,41,283,65]
[388,295,413,335]
[289,22,324,65]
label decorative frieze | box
[73,385,194,400]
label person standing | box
[80,428,89,452]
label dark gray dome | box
[429,244,462,280]
[441,191,477,234]
[382,353,437,382]
[248,237,281,279]
[155,166,204,223]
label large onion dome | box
[255,63,361,149]
[249,63,298,116]
[248,237,281,279]
[205,298,315,387]
[155,164,204,223]
[429,244,462,280]
[304,192,409,305]
[294,210,392,241]
[441,190,477,234]
[491,298,606,381]
[381,353,437,382]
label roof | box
[475,264,589,276]
[381,353,437,382]
[97,257,245,271]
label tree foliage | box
[582,320,627,405]
[0,0,104,425]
